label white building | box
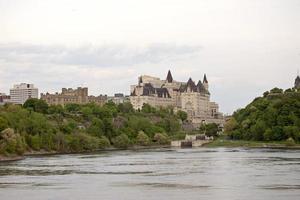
[107,93,129,105]
[130,70,224,126]
[10,83,38,105]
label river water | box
[0,148,300,200]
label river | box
[0,148,300,200]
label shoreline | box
[0,145,171,162]
[203,139,300,149]
[1,141,300,162]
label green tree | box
[113,134,130,149]
[0,116,8,132]
[177,110,188,121]
[200,123,219,137]
[23,98,49,114]
[136,131,150,146]
[153,133,170,145]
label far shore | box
[1,141,300,162]
[203,139,300,149]
[0,145,170,162]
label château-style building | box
[130,70,224,126]
[41,87,107,106]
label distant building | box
[107,93,129,105]
[9,83,38,105]
[41,87,107,106]
[0,93,11,105]
[295,75,300,89]
[130,70,224,126]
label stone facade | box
[41,87,107,106]
[130,70,224,126]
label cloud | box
[0,42,202,98]
[0,43,202,67]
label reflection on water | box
[0,148,300,200]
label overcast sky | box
[0,0,300,114]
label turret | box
[166,70,173,83]
[203,74,209,91]
[295,75,300,89]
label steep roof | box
[295,76,300,88]
[197,80,210,94]
[166,70,173,83]
[186,78,198,92]
[203,74,208,83]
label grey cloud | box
[0,43,202,67]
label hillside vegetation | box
[0,100,187,156]
[225,88,300,143]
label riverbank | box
[0,144,171,162]
[203,139,300,149]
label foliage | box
[136,131,150,146]
[153,133,170,145]
[226,88,300,142]
[0,128,26,155]
[176,110,188,121]
[23,98,49,114]
[0,101,186,156]
[113,134,130,149]
[199,123,220,137]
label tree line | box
[225,88,300,143]
[0,99,189,156]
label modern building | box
[0,93,11,105]
[41,87,107,106]
[9,83,38,105]
[107,93,129,105]
[130,70,224,126]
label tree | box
[0,116,8,132]
[199,123,219,137]
[224,118,238,134]
[136,131,150,146]
[23,98,49,114]
[177,110,188,121]
[153,133,169,145]
[113,134,130,149]
[270,88,283,94]
[118,102,134,113]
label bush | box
[286,137,296,146]
[0,128,26,155]
[113,134,130,149]
[98,136,111,148]
[153,133,170,145]
[0,116,8,132]
[136,131,150,146]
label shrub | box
[153,133,170,145]
[98,136,111,149]
[113,134,130,149]
[0,128,26,155]
[136,131,150,146]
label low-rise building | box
[41,87,107,106]
[0,93,11,105]
[107,93,129,104]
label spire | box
[166,70,173,83]
[203,74,208,83]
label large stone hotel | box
[130,70,224,125]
